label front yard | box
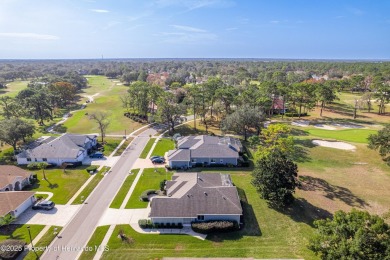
[24,167,90,204]
[150,138,175,157]
[0,224,44,243]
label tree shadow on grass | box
[207,187,261,243]
[278,198,332,227]
[299,175,369,208]
[0,224,23,239]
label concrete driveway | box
[14,205,82,226]
[132,158,166,169]
[98,208,150,226]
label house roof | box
[168,135,242,161]
[0,166,32,189]
[0,191,35,216]
[17,134,96,160]
[150,172,242,218]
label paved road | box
[41,128,157,260]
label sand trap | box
[291,120,310,127]
[314,124,337,130]
[312,140,356,151]
[332,123,364,129]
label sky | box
[0,0,389,59]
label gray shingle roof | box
[167,149,190,161]
[150,172,242,218]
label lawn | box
[164,119,224,137]
[139,138,156,159]
[24,226,62,260]
[0,224,44,243]
[305,128,378,143]
[72,167,110,205]
[125,168,172,209]
[24,167,90,204]
[0,81,29,97]
[63,76,144,135]
[102,137,122,156]
[103,170,316,260]
[150,138,175,157]
[110,169,140,209]
[79,225,110,260]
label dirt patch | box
[312,140,356,151]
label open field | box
[24,167,90,204]
[63,76,144,135]
[24,226,62,260]
[0,81,29,97]
[125,168,172,209]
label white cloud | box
[90,9,109,13]
[171,24,207,33]
[0,33,59,40]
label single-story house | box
[17,133,97,166]
[0,166,33,191]
[167,135,243,169]
[0,191,36,218]
[149,172,243,225]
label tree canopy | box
[368,124,390,165]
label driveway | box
[132,158,166,169]
[98,208,150,226]
[14,205,82,226]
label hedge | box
[139,189,156,202]
[0,240,25,259]
[138,219,183,229]
[191,220,239,234]
[86,165,98,173]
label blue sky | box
[0,0,389,59]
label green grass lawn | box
[102,137,122,156]
[24,167,90,204]
[0,224,44,243]
[104,170,316,259]
[24,226,62,260]
[110,169,139,209]
[72,167,110,205]
[63,76,144,135]
[306,128,377,143]
[125,168,172,209]
[139,138,156,159]
[150,138,175,157]
[79,225,110,260]
[0,81,29,97]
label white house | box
[0,191,36,218]
[17,134,97,166]
[149,172,243,225]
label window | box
[27,158,31,162]
[197,215,204,221]
[210,159,216,163]
[34,158,37,162]
[191,158,196,163]
[220,159,224,163]
[43,158,47,162]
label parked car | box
[32,200,55,210]
[90,152,104,158]
[150,155,164,161]
[151,158,165,164]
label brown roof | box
[0,166,32,189]
[150,173,242,218]
[0,191,35,216]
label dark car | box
[32,200,55,210]
[151,158,165,164]
[150,155,163,161]
[90,152,104,158]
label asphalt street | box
[41,127,157,260]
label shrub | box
[0,240,25,259]
[285,112,308,117]
[191,221,239,234]
[138,219,152,228]
[86,165,98,173]
[139,189,156,201]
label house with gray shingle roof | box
[16,133,97,166]
[150,172,242,225]
[167,135,243,169]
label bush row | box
[139,189,156,201]
[138,219,183,229]
[191,220,239,234]
[27,162,55,170]
[86,165,98,173]
[285,112,308,117]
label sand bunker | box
[312,140,356,151]
[314,124,337,130]
[291,120,310,127]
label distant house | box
[0,166,33,191]
[272,97,287,114]
[149,172,242,225]
[0,191,36,218]
[167,135,243,169]
[16,133,97,166]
